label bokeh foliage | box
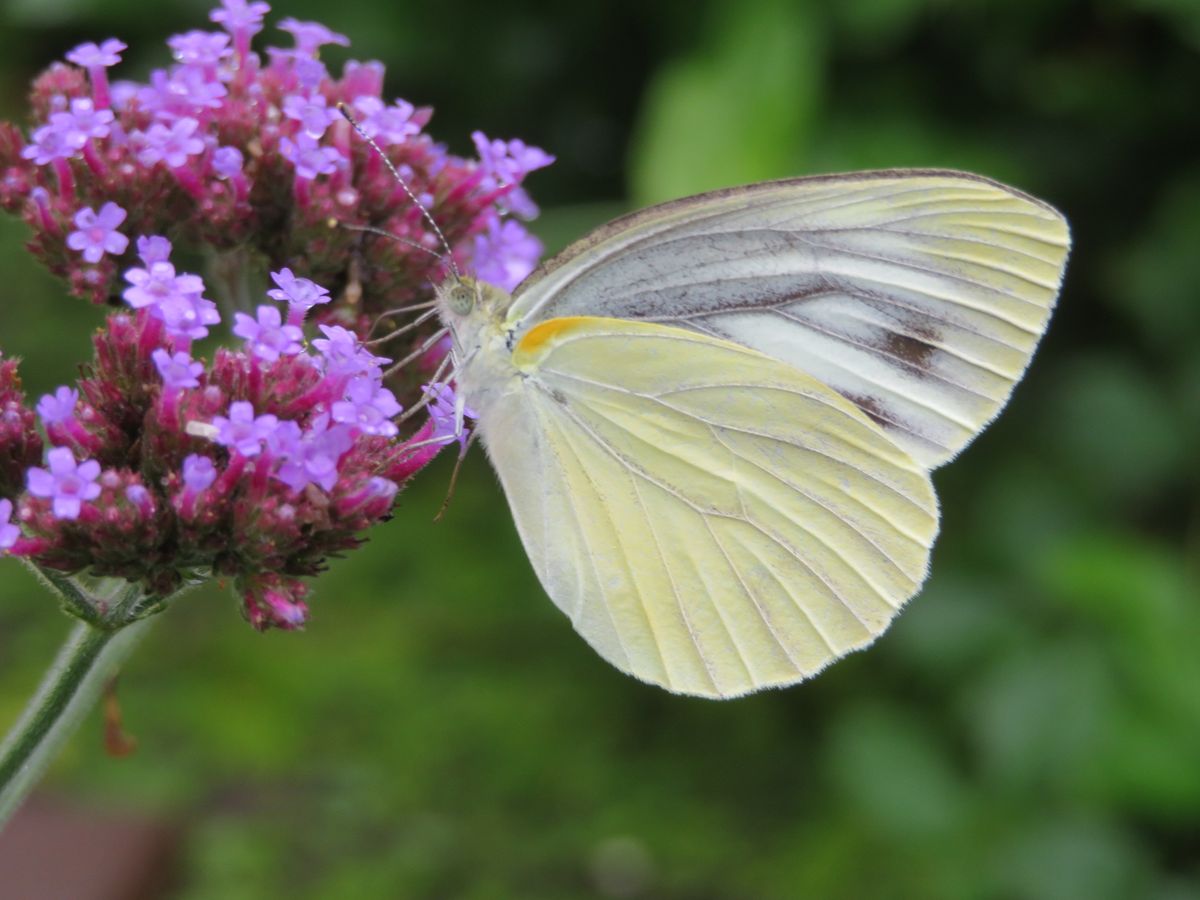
[1,0,1197,897]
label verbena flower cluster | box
[0,1,553,629]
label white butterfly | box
[434,170,1070,698]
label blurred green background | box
[1,0,1199,897]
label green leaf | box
[629,0,822,204]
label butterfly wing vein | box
[482,317,939,698]
[508,171,1070,469]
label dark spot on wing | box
[843,393,890,428]
[550,388,569,406]
[881,330,937,374]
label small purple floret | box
[331,376,402,437]
[473,217,543,292]
[136,235,173,265]
[21,122,86,165]
[211,401,279,457]
[37,386,79,425]
[0,498,20,552]
[168,30,232,68]
[26,446,103,520]
[274,416,353,492]
[267,267,330,313]
[279,133,342,180]
[66,39,127,69]
[212,146,244,178]
[136,117,205,168]
[424,382,478,448]
[283,92,338,139]
[62,98,115,141]
[313,324,387,377]
[232,305,304,361]
[210,0,270,32]
[353,97,419,145]
[122,261,204,310]
[152,348,204,389]
[157,293,221,342]
[66,202,130,264]
[277,18,350,54]
[182,454,217,492]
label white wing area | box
[481,316,939,698]
[506,171,1071,468]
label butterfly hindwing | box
[478,316,939,697]
[505,170,1070,469]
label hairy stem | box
[0,617,152,829]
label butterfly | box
[433,169,1070,699]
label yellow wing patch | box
[513,316,590,362]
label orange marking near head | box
[514,316,588,360]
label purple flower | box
[182,454,217,491]
[473,132,556,182]
[66,39,127,69]
[210,0,270,36]
[263,49,329,91]
[232,305,304,361]
[136,117,205,168]
[331,376,402,436]
[291,57,329,91]
[274,416,354,492]
[264,418,303,457]
[152,348,204,389]
[279,133,343,180]
[277,18,350,55]
[124,483,154,517]
[212,146,244,178]
[123,261,204,310]
[137,235,173,265]
[353,96,419,145]
[26,447,102,520]
[472,130,555,217]
[211,401,280,457]
[168,30,232,68]
[0,498,20,552]
[267,267,330,316]
[109,80,140,110]
[61,98,114,140]
[424,382,478,448]
[313,324,387,377]
[154,65,228,114]
[66,202,130,264]
[283,92,338,139]
[21,121,86,165]
[37,386,78,425]
[157,293,221,342]
[473,217,543,291]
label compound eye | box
[448,285,475,316]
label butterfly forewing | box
[505,170,1070,469]
[478,316,939,698]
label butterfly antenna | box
[336,102,461,281]
[433,430,478,523]
[335,221,447,265]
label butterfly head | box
[435,275,513,356]
[436,276,510,319]
[444,279,479,316]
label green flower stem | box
[0,617,152,828]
